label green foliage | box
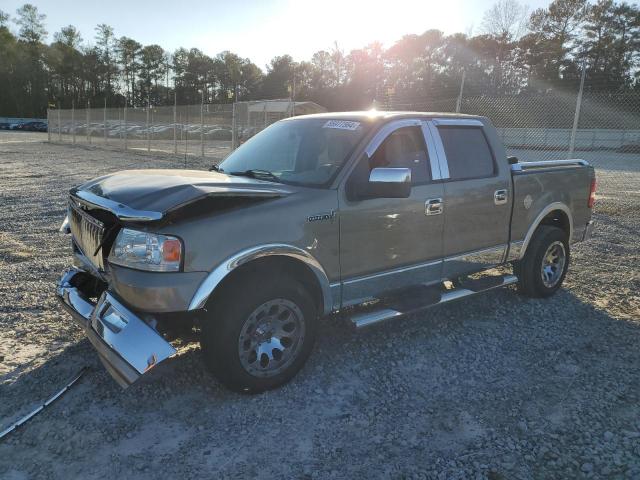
[0,0,638,117]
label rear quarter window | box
[438,127,495,180]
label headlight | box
[108,228,182,272]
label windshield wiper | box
[209,164,223,172]
[228,169,280,182]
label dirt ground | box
[0,132,639,479]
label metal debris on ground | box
[0,367,87,440]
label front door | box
[338,120,445,306]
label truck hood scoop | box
[70,169,293,221]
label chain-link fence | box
[47,100,325,168]
[48,103,234,168]
[47,99,327,168]
[383,90,640,206]
[47,91,638,207]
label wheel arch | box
[519,202,573,259]
[188,244,333,316]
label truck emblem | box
[524,195,533,209]
[307,211,336,223]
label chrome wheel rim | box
[541,241,566,288]
[238,298,305,378]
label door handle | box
[425,198,443,216]
[494,189,508,205]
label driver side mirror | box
[361,167,412,199]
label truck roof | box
[284,111,484,122]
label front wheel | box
[200,273,318,393]
[514,225,570,298]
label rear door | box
[427,118,511,278]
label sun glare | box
[281,0,461,55]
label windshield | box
[218,118,370,187]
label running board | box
[350,274,518,329]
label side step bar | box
[350,274,518,329]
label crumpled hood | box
[71,169,295,218]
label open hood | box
[70,169,294,221]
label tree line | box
[0,0,638,118]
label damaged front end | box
[56,168,294,387]
[57,268,177,388]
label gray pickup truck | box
[57,112,596,392]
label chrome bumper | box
[56,268,177,388]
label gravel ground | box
[0,132,639,479]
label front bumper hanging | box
[56,268,177,388]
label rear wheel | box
[515,225,569,298]
[200,273,318,393]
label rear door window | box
[437,127,495,180]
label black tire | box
[514,225,570,298]
[200,272,318,394]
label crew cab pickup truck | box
[56,112,596,392]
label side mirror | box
[364,167,412,198]
[507,156,519,165]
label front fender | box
[187,244,334,316]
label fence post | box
[124,100,128,151]
[231,102,237,150]
[185,104,189,165]
[86,101,91,144]
[72,100,76,145]
[263,103,267,130]
[173,92,177,154]
[104,98,107,145]
[147,97,151,152]
[568,62,586,159]
[57,107,61,141]
[47,109,51,142]
[455,70,466,113]
[200,91,205,158]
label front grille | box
[69,201,106,269]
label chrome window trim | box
[188,244,333,315]
[432,118,484,127]
[72,190,163,222]
[421,121,444,180]
[425,122,450,179]
[364,119,423,158]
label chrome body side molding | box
[188,244,333,315]
[72,190,163,222]
[516,202,574,260]
[442,244,507,278]
[511,159,589,172]
[341,259,442,308]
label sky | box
[2,0,552,69]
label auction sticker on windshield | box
[323,120,361,130]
